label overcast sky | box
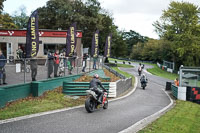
[3,0,200,39]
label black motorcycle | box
[141,81,147,90]
[85,90,108,113]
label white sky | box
[3,0,200,39]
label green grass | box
[139,100,200,133]
[111,66,135,84]
[0,88,85,120]
[147,64,178,80]
[116,63,134,68]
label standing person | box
[82,53,88,72]
[30,57,38,81]
[174,78,179,86]
[16,45,24,71]
[54,50,59,77]
[138,63,142,76]
[16,46,23,59]
[48,50,54,78]
[93,56,97,70]
[0,50,7,85]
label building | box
[0,29,82,59]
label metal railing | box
[0,56,104,86]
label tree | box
[122,30,148,56]
[0,0,6,14]
[12,6,29,29]
[0,13,17,29]
[153,1,200,67]
[37,0,117,56]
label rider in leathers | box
[89,74,106,103]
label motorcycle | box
[85,90,108,113]
[141,81,147,90]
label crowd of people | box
[2,47,98,83]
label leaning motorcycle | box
[85,90,108,113]
[141,81,147,90]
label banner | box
[25,10,39,58]
[91,30,99,57]
[104,34,112,57]
[66,22,77,57]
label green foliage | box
[12,6,29,29]
[153,1,200,67]
[37,0,117,56]
[122,30,148,56]
[0,0,6,14]
[0,13,17,29]
[139,100,200,133]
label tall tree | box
[0,13,17,29]
[153,1,200,67]
[12,6,29,29]
[0,0,6,14]
[122,30,148,56]
[38,0,117,56]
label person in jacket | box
[54,50,59,77]
[48,50,54,78]
[30,57,38,81]
[89,74,107,103]
[82,53,88,72]
[0,50,7,85]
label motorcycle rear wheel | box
[85,98,95,113]
[103,99,108,109]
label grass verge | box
[147,64,178,80]
[111,66,135,84]
[139,100,200,133]
[0,87,85,120]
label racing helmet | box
[94,74,99,79]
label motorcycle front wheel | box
[85,97,95,113]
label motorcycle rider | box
[140,74,148,87]
[138,63,142,76]
[89,74,107,103]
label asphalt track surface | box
[0,63,172,133]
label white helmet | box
[94,74,99,79]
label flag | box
[91,30,99,57]
[25,10,39,58]
[104,34,112,57]
[66,22,77,57]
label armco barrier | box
[172,84,178,99]
[63,82,110,96]
[63,77,132,98]
[186,87,200,104]
[171,84,187,101]
[0,83,31,108]
[0,74,82,108]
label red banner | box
[0,30,82,38]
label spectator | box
[82,53,88,72]
[93,56,97,70]
[174,78,179,86]
[0,50,7,85]
[48,50,54,78]
[54,50,59,77]
[30,57,38,81]
[16,46,23,59]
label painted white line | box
[0,77,138,125]
[119,84,174,133]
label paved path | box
[0,63,172,133]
